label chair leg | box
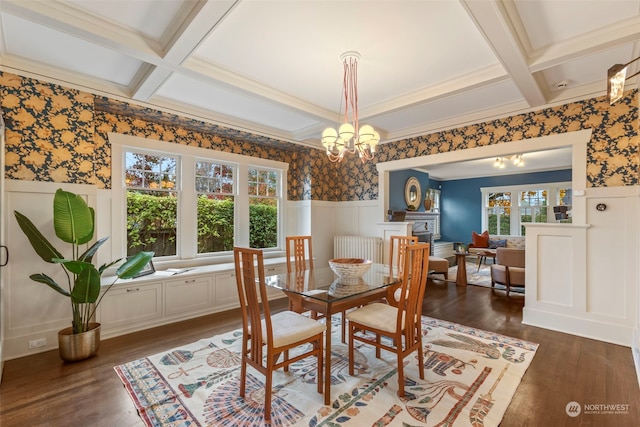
[239,359,247,398]
[397,350,405,397]
[348,326,355,376]
[417,337,425,380]
[316,339,323,394]
[375,334,381,359]
[264,365,273,421]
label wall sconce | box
[607,57,640,105]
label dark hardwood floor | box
[1,279,638,426]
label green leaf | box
[30,273,70,297]
[98,259,121,275]
[52,258,92,275]
[116,251,154,279]
[53,189,94,245]
[14,211,63,263]
[70,265,101,304]
[78,236,109,263]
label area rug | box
[115,315,538,427]
[448,262,492,287]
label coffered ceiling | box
[1,0,639,160]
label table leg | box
[455,253,468,286]
[324,305,332,405]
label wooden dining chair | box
[233,247,324,421]
[286,235,314,273]
[346,242,430,397]
[388,235,418,280]
[286,235,349,342]
[387,235,419,307]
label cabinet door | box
[98,282,163,335]
[165,275,213,317]
[214,271,239,310]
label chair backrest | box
[234,247,273,361]
[395,243,430,341]
[389,235,418,279]
[496,248,525,268]
[286,235,314,273]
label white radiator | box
[333,235,383,263]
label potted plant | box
[14,188,154,361]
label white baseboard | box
[523,307,633,347]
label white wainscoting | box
[523,186,639,347]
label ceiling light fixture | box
[321,52,380,163]
[493,154,524,169]
[607,57,640,105]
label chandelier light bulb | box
[321,127,338,147]
[358,124,375,142]
[338,122,355,141]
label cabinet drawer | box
[165,276,213,316]
[98,282,163,332]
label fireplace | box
[389,211,440,255]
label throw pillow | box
[488,239,507,249]
[471,230,489,248]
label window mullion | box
[181,156,197,259]
[236,164,250,246]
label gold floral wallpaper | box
[1,70,638,202]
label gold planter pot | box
[58,323,101,362]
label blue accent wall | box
[389,170,433,212]
[439,169,572,243]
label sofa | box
[468,233,525,256]
[490,247,525,297]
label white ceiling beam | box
[131,0,239,101]
[1,0,162,62]
[460,0,547,107]
[528,16,640,72]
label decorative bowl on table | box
[328,279,369,297]
[328,258,373,283]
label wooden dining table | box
[264,263,401,405]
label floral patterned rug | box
[115,315,537,426]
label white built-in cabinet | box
[97,261,286,340]
[2,179,287,360]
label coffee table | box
[476,250,497,271]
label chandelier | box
[321,52,380,163]
[493,154,524,168]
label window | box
[195,161,234,254]
[111,134,288,264]
[481,182,570,236]
[519,189,548,235]
[125,152,178,257]
[248,167,279,249]
[486,192,511,235]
